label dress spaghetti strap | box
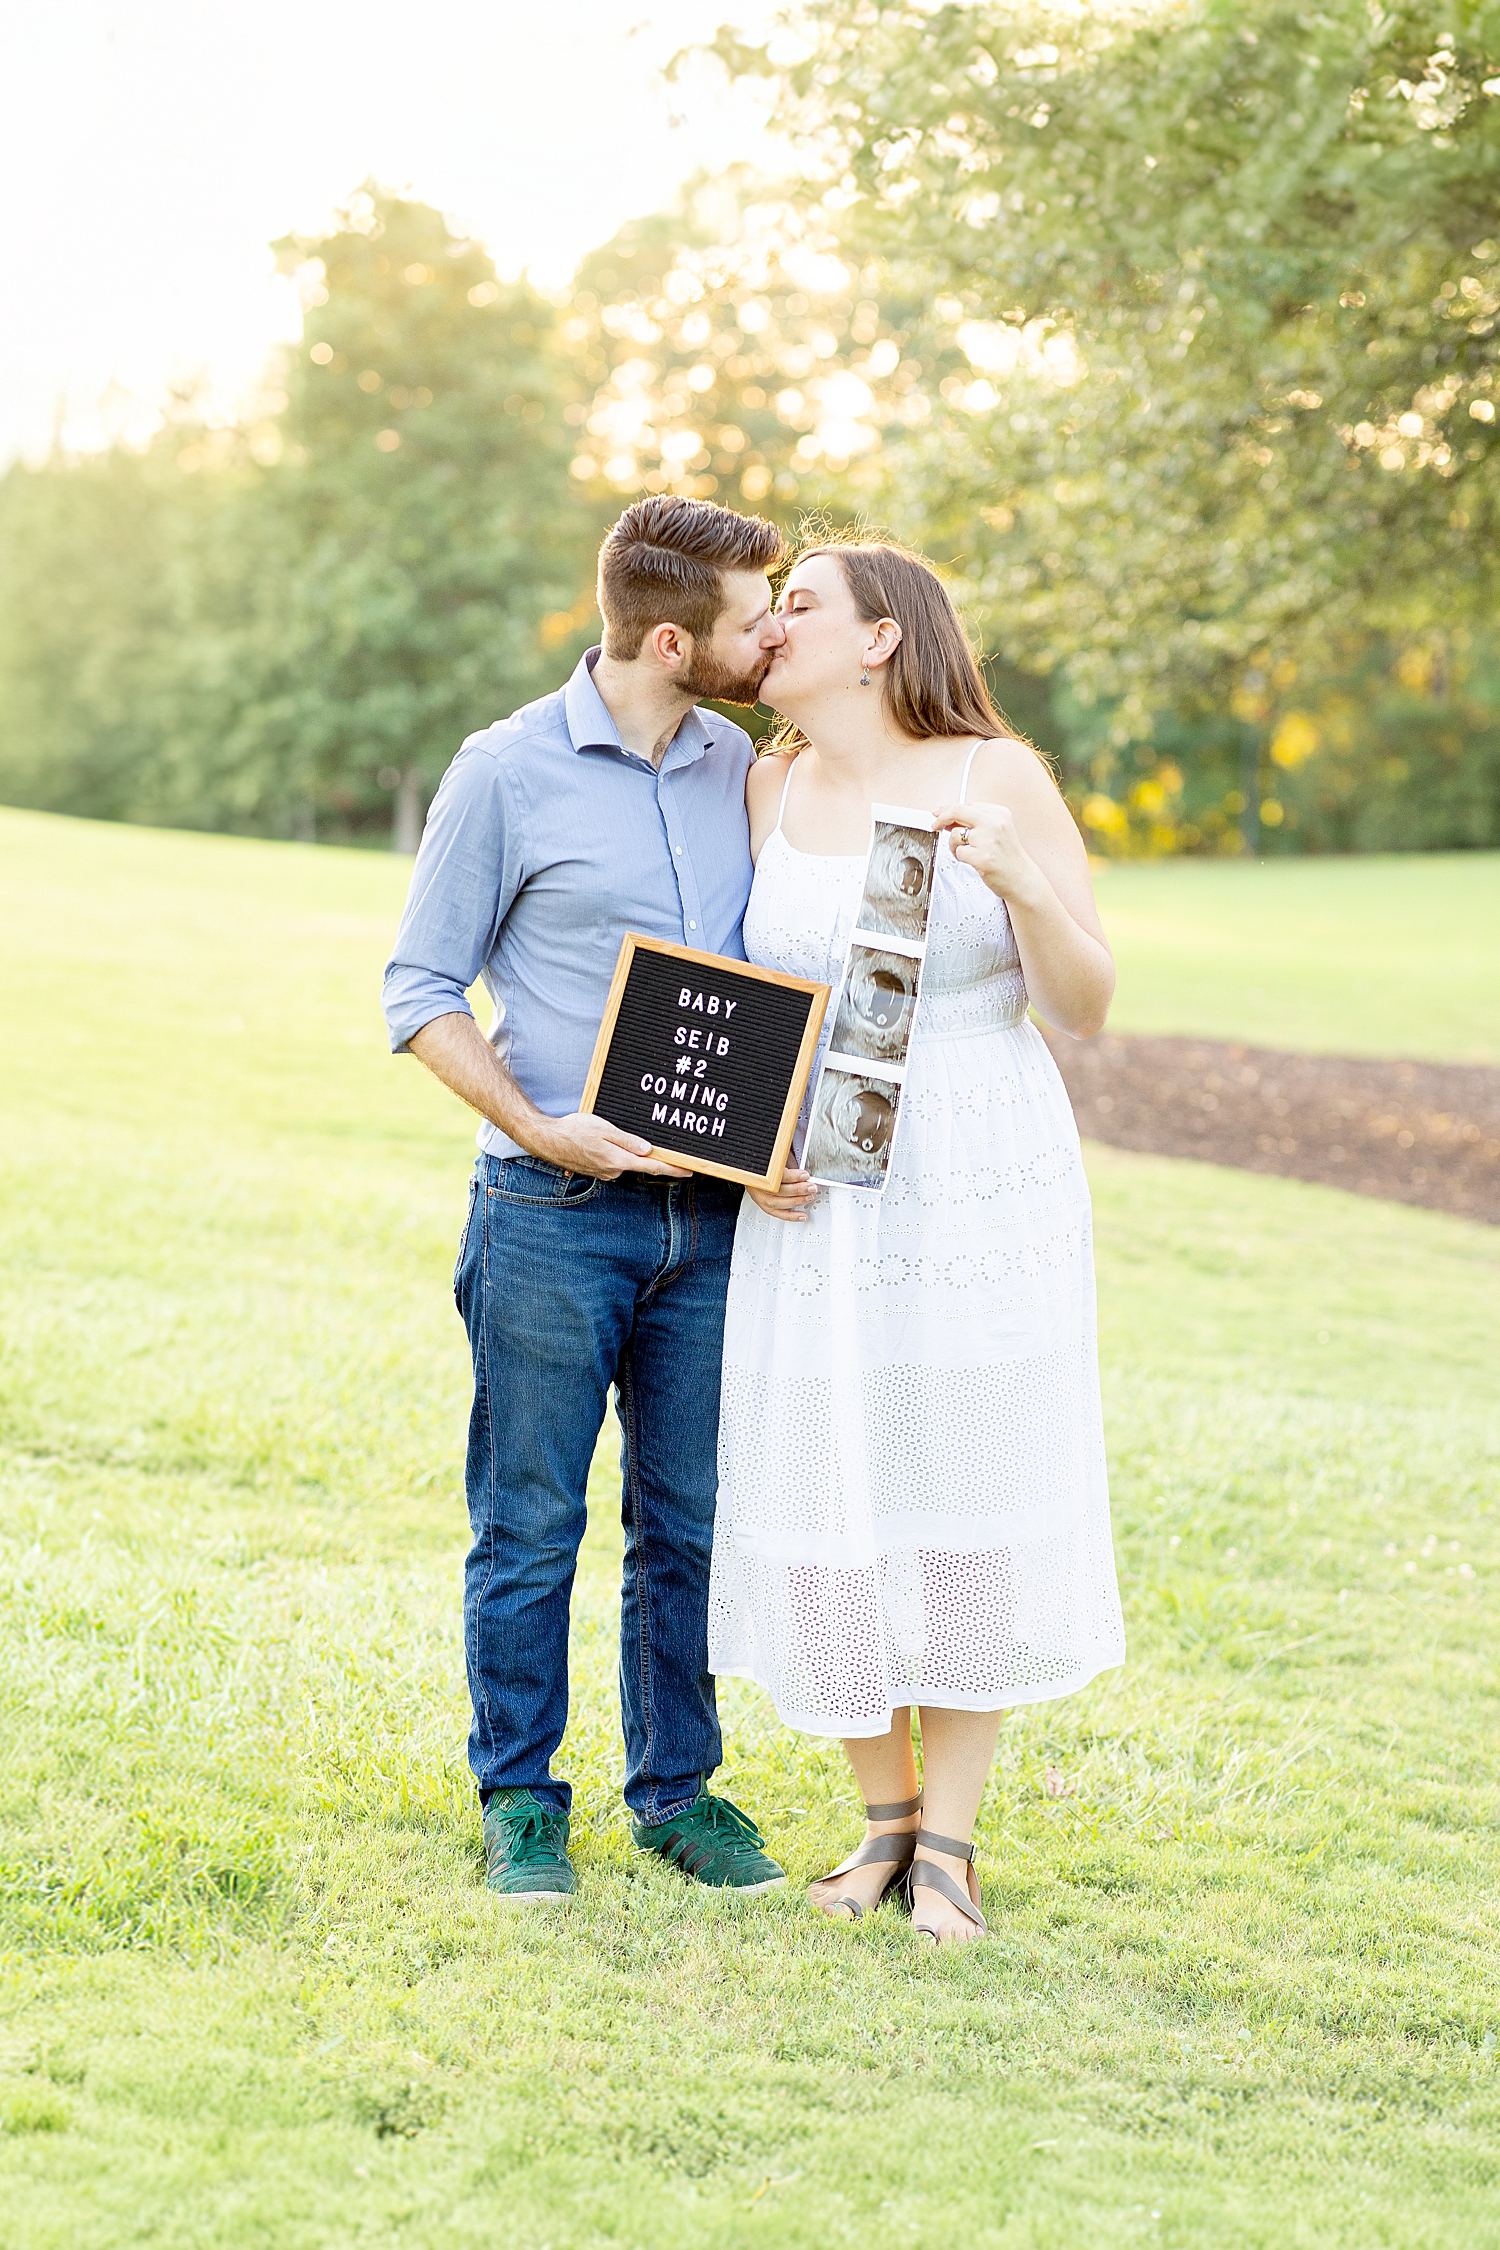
[958,740,983,805]
[774,757,796,834]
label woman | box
[707,538,1125,1945]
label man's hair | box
[597,495,785,659]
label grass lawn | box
[1,806,1498,2248]
[1094,850,1500,1063]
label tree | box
[726,0,1500,844]
[562,172,895,516]
[0,190,602,845]
[257,186,596,842]
[0,422,253,825]
[555,174,1065,754]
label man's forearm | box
[406,1011,688,1183]
[408,1012,561,1160]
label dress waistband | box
[918,966,1030,1038]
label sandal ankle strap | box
[914,1826,975,1863]
[838,1832,917,1873]
[863,1793,922,1821]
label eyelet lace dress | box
[708,754,1125,1736]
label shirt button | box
[674,845,682,855]
[689,920,697,930]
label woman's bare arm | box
[933,740,1114,1040]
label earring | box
[859,668,871,686]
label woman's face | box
[762,554,873,711]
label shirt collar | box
[564,647,715,771]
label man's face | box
[677,569,786,706]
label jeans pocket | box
[453,1170,480,1300]
[489,1157,604,1208]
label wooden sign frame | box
[579,934,829,1191]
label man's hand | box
[533,1112,691,1181]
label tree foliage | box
[557,176,1062,750]
[562,174,894,513]
[736,0,1500,844]
[3,39,1499,857]
[262,190,593,836]
[0,191,595,843]
[0,426,252,825]
[759,0,1500,678]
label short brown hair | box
[597,495,785,659]
[766,534,1028,755]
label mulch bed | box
[1039,1027,1500,1226]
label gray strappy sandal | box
[809,1794,922,1920]
[907,1826,987,1941]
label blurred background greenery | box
[1,0,1495,859]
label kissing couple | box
[382,495,1123,1945]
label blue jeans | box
[453,1151,740,1823]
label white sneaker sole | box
[490,1887,573,1906]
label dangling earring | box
[859,668,871,686]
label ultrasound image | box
[803,1065,902,1188]
[827,943,921,1065]
[856,820,938,942]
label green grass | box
[1,805,1498,2248]
[1094,850,1500,1062]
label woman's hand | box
[932,799,1046,910]
[745,1165,817,1223]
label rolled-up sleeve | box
[381,736,524,1054]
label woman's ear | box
[863,617,903,671]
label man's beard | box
[677,645,773,707]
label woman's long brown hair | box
[761,532,1031,757]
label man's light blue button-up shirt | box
[382,648,757,1158]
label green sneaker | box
[482,1788,576,1903]
[631,1782,786,1893]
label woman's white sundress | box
[708,749,1125,1736]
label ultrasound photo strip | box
[806,804,940,1192]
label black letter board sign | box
[580,934,829,1191]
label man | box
[382,495,788,1903]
